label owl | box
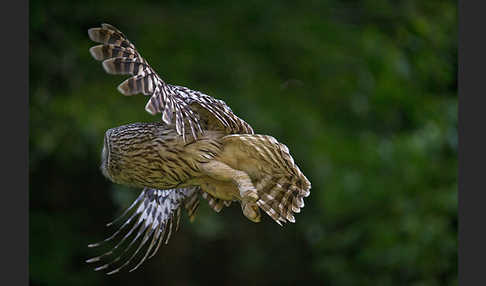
[86,23,311,274]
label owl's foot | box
[200,160,259,202]
[199,160,261,222]
[241,200,261,223]
[240,186,260,222]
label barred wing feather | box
[86,187,199,275]
[88,23,253,140]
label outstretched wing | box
[86,187,199,275]
[221,134,311,226]
[88,23,253,140]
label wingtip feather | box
[87,28,98,42]
[117,81,131,96]
[101,59,116,74]
[86,257,100,263]
[145,100,157,115]
[89,45,103,61]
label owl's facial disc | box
[100,129,112,180]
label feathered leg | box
[199,160,261,222]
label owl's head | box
[100,123,154,186]
[99,122,183,189]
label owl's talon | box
[242,201,261,223]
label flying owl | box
[86,23,311,274]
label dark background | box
[29,0,457,285]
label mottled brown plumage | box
[87,23,311,275]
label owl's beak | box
[100,129,112,179]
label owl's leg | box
[200,160,261,222]
[199,161,257,200]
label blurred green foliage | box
[30,0,457,285]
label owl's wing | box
[86,187,199,275]
[88,23,253,140]
[221,134,311,226]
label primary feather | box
[87,187,198,274]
